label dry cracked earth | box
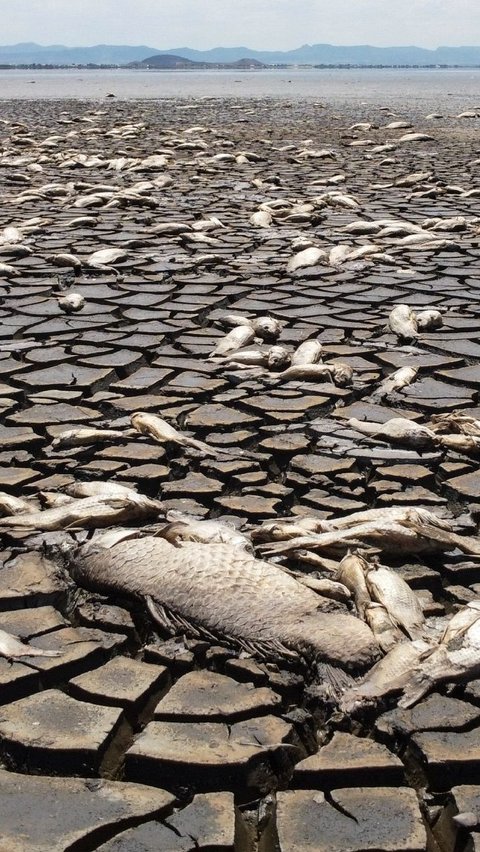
[0,95,480,851]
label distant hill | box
[2,41,480,67]
[131,53,266,69]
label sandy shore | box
[0,97,479,850]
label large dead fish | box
[0,628,61,661]
[69,537,381,670]
[0,493,162,531]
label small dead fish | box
[52,427,129,449]
[399,614,480,708]
[86,248,128,268]
[416,309,443,330]
[0,493,162,531]
[438,433,480,455]
[131,411,219,458]
[388,304,418,340]
[0,491,34,516]
[57,292,85,313]
[250,210,273,227]
[210,325,256,357]
[161,513,253,551]
[365,563,425,639]
[330,362,354,387]
[291,573,351,602]
[287,247,326,273]
[348,416,437,448]
[0,628,61,660]
[441,601,480,645]
[51,252,82,268]
[373,366,418,399]
[291,340,323,366]
[429,412,480,437]
[65,481,138,499]
[365,602,405,652]
[340,639,433,712]
[280,363,334,382]
[336,552,372,618]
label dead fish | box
[347,416,437,448]
[161,513,253,552]
[416,309,443,330]
[70,537,380,670]
[259,516,463,558]
[365,563,425,639]
[57,292,85,313]
[0,491,34,516]
[340,639,433,712]
[328,245,352,266]
[429,412,480,437]
[131,411,219,458]
[398,132,434,143]
[330,362,354,387]
[39,492,75,508]
[399,610,480,708]
[52,427,129,449]
[291,575,351,602]
[372,366,418,399]
[441,601,480,644]
[51,252,82,269]
[65,481,138,499]
[0,493,161,531]
[86,248,128,267]
[220,314,282,340]
[286,247,326,273]
[437,434,480,455]
[210,325,256,358]
[0,628,61,660]
[279,363,334,382]
[365,603,405,652]
[291,340,323,366]
[267,345,291,369]
[388,304,418,340]
[250,210,273,227]
[336,552,372,618]
[0,262,20,278]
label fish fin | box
[145,596,297,661]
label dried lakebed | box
[0,96,480,850]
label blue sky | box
[2,0,479,49]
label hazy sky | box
[2,0,480,49]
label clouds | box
[0,0,478,49]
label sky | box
[1,0,480,50]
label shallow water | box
[1,67,480,107]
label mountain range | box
[2,42,480,66]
